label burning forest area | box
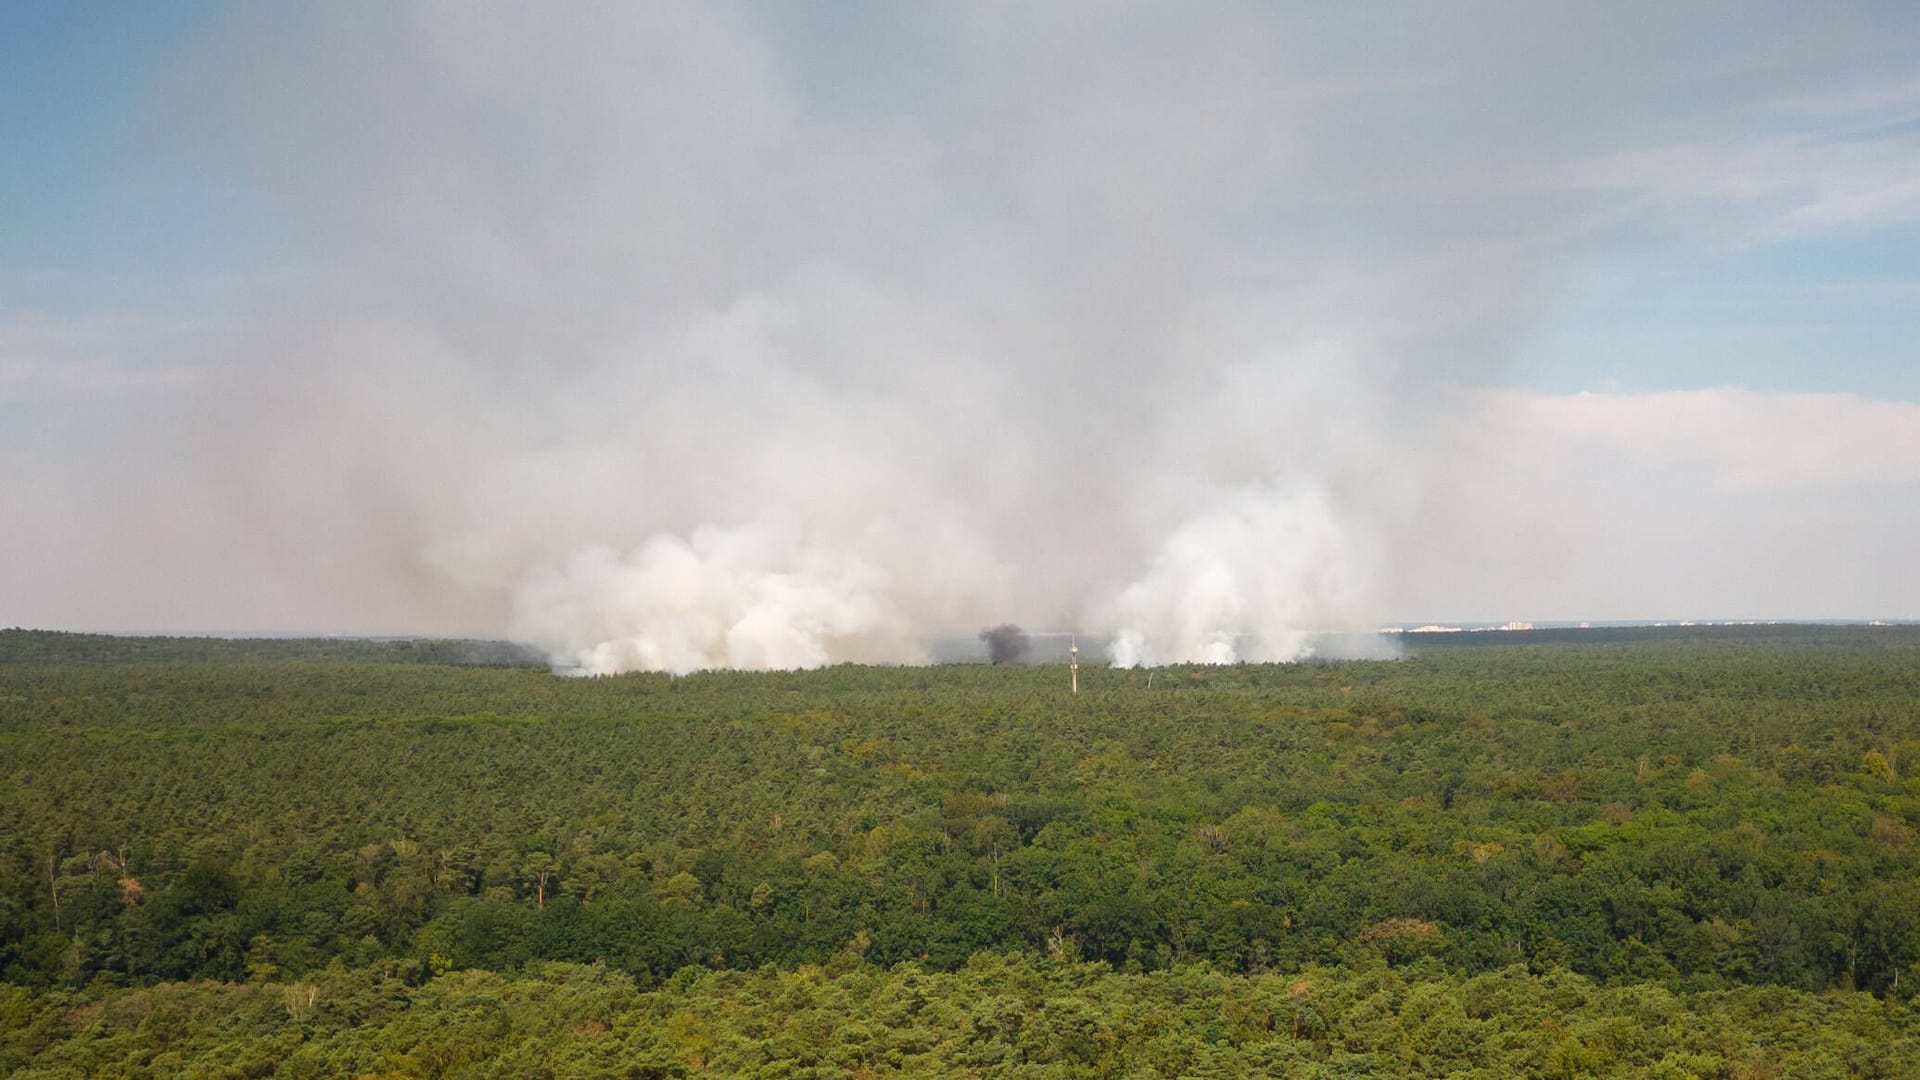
[6,3,1920,1076]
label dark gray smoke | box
[979,624,1030,665]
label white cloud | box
[1380,388,1920,623]
[1480,387,1920,491]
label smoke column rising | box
[132,2,1873,671]
[979,625,1030,666]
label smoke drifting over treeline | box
[979,625,1030,666]
[90,2,1902,672]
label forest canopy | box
[3,625,1919,1076]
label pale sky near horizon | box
[4,2,1919,647]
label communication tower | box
[1070,634,1079,695]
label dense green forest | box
[4,625,1919,1076]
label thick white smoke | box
[115,1,1897,670]
[1104,488,1366,668]
[512,524,916,675]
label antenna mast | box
[1070,633,1079,695]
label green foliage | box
[2,957,1915,1077]
[0,628,542,667]
[4,624,1920,1073]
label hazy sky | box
[4,2,1919,658]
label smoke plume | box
[49,1,1890,669]
[979,625,1030,666]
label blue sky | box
[3,2,1918,647]
[1522,232,1920,400]
[0,2,287,318]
